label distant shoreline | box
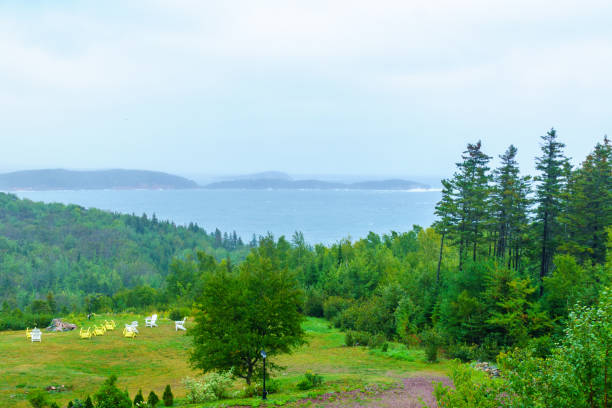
[6,187,442,193]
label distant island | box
[204,172,430,190]
[0,169,198,190]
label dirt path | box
[287,376,451,407]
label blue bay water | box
[13,189,441,245]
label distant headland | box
[203,172,431,190]
[0,169,431,191]
[0,169,198,190]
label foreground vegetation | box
[0,316,448,408]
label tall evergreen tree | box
[453,141,492,268]
[433,178,457,281]
[534,128,569,287]
[491,145,531,269]
[562,136,612,264]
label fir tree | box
[433,178,458,281]
[534,128,569,287]
[162,384,173,406]
[133,389,144,407]
[562,136,612,264]
[450,141,492,268]
[147,391,159,407]
[491,145,531,269]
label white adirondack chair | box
[145,314,158,328]
[125,322,139,333]
[31,328,42,342]
[175,317,187,331]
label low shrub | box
[368,333,386,349]
[471,335,500,362]
[0,312,53,331]
[527,335,554,358]
[27,390,49,408]
[297,372,323,390]
[420,328,443,363]
[168,308,189,321]
[381,342,389,352]
[242,379,281,397]
[93,375,132,408]
[369,343,426,361]
[344,330,374,347]
[446,343,476,362]
[182,371,233,403]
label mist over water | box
[13,189,441,244]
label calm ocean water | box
[13,189,441,245]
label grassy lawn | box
[0,316,450,407]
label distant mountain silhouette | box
[204,177,429,190]
[0,169,198,190]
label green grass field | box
[0,315,449,407]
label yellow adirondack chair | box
[26,328,31,339]
[123,327,137,339]
[104,320,115,331]
[79,327,93,340]
[93,325,106,336]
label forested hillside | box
[0,193,249,313]
[170,130,611,359]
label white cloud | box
[0,0,611,174]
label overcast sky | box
[1,1,611,179]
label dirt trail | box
[287,376,451,407]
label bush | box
[344,330,374,347]
[297,372,323,390]
[134,389,145,406]
[446,343,476,362]
[433,362,510,407]
[527,335,554,358]
[323,296,352,321]
[27,389,49,408]
[93,375,132,408]
[182,371,233,403]
[471,335,500,362]
[420,328,443,363]
[242,379,281,397]
[381,342,389,352]
[368,333,386,349]
[84,395,93,408]
[168,308,189,321]
[162,385,173,406]
[0,312,53,331]
[344,331,354,347]
[303,289,324,317]
[147,391,159,407]
[50,403,60,408]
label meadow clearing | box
[0,315,450,407]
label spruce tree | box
[133,389,144,407]
[534,128,569,287]
[162,384,173,406]
[84,395,93,408]
[433,178,458,281]
[562,136,612,264]
[491,145,531,269]
[147,391,159,407]
[451,141,492,268]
